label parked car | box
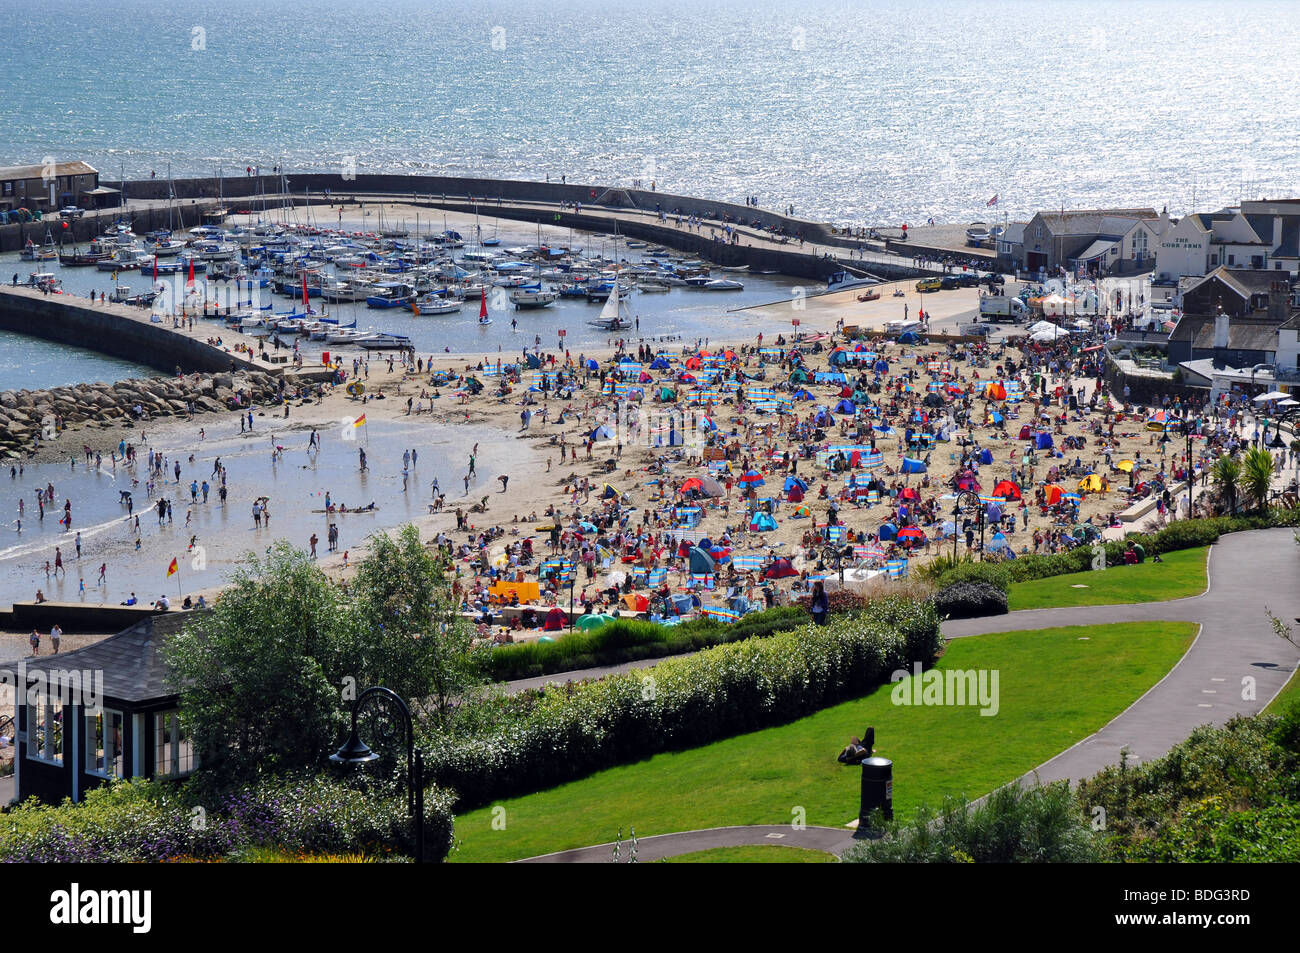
[980,272,1005,286]
[940,274,961,290]
[58,206,85,219]
[956,272,982,287]
[915,277,942,293]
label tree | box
[163,543,353,789]
[347,525,484,729]
[1239,446,1277,511]
[1210,454,1241,515]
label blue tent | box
[978,448,994,465]
[698,537,713,551]
[878,522,899,541]
[814,410,835,427]
[525,352,542,369]
[874,359,890,373]
[688,546,716,574]
[591,424,615,441]
[901,457,927,474]
[834,399,856,414]
[585,358,600,370]
[793,388,815,400]
[749,512,778,532]
[784,476,808,492]
[1036,432,1055,450]
[897,331,920,344]
[650,357,670,370]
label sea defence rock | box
[0,371,280,457]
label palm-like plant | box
[1238,446,1277,511]
[1210,454,1241,515]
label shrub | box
[0,776,455,863]
[933,581,1008,619]
[936,561,1011,593]
[793,589,868,614]
[483,606,810,681]
[422,597,943,808]
[842,783,1101,863]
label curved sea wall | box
[0,286,260,375]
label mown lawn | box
[449,622,1196,863]
[659,845,835,863]
[1007,547,1209,611]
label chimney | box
[1213,309,1229,349]
[1269,280,1290,321]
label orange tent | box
[1043,483,1064,505]
[985,382,1007,400]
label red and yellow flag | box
[167,557,179,577]
[353,414,366,428]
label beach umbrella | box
[896,527,927,544]
[737,470,765,487]
[604,570,628,587]
[1116,459,1135,472]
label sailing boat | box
[478,287,492,325]
[587,276,633,331]
[481,214,500,246]
[510,220,558,308]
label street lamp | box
[955,488,985,562]
[331,686,424,863]
[1181,418,1199,520]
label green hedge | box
[0,776,456,863]
[425,597,942,809]
[484,606,809,681]
[938,507,1300,592]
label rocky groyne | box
[0,369,284,458]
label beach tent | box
[763,557,798,579]
[814,410,835,427]
[901,457,927,474]
[585,358,600,371]
[922,392,945,408]
[784,476,809,493]
[878,521,899,541]
[738,470,765,488]
[1078,473,1105,493]
[835,399,857,414]
[1116,459,1135,473]
[985,382,1007,400]
[1018,424,1032,440]
[659,386,677,401]
[992,480,1022,500]
[591,424,616,441]
[978,448,994,465]
[749,512,778,532]
[688,546,716,574]
[793,388,815,400]
[543,607,568,631]
[464,377,484,395]
[600,483,622,498]
[790,504,812,518]
[649,357,671,370]
[786,485,805,503]
[622,593,651,613]
[987,532,1013,553]
[955,475,981,492]
[525,352,542,369]
[874,359,890,373]
[1044,483,1064,505]
[897,331,919,344]
[788,368,810,384]
[1035,432,1054,450]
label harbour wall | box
[0,286,261,375]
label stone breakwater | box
[0,370,283,458]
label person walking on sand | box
[54,546,64,576]
[98,562,106,584]
[29,628,40,657]
[498,474,509,493]
[50,624,61,654]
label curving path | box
[516,527,1300,861]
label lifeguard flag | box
[353,414,366,428]
[166,557,178,577]
[479,287,488,319]
[187,256,195,287]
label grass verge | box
[1006,547,1209,611]
[449,621,1195,862]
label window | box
[154,711,195,778]
[85,708,125,779]
[27,697,64,764]
[1,181,11,196]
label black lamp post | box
[955,488,985,561]
[331,686,424,863]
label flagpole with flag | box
[167,556,180,597]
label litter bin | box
[859,757,893,828]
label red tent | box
[787,485,805,503]
[1018,424,1032,440]
[763,557,798,579]
[993,480,1022,500]
[543,607,567,631]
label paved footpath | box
[516,527,1300,862]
